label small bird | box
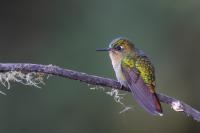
[96,37,163,116]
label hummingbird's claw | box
[120,84,124,90]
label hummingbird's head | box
[108,37,135,54]
[96,37,135,66]
[96,37,135,55]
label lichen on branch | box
[0,71,46,90]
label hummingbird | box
[96,37,163,116]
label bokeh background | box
[0,0,200,133]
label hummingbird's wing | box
[121,59,162,115]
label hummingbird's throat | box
[109,51,123,69]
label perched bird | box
[96,37,163,116]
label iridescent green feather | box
[135,56,155,85]
[121,54,155,86]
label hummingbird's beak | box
[96,48,111,51]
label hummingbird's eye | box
[115,45,124,51]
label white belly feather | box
[109,53,127,86]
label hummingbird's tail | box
[131,85,163,116]
[148,90,163,116]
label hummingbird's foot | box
[120,84,124,90]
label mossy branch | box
[0,63,199,121]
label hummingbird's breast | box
[109,51,127,86]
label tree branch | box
[0,63,199,121]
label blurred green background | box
[0,0,200,133]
